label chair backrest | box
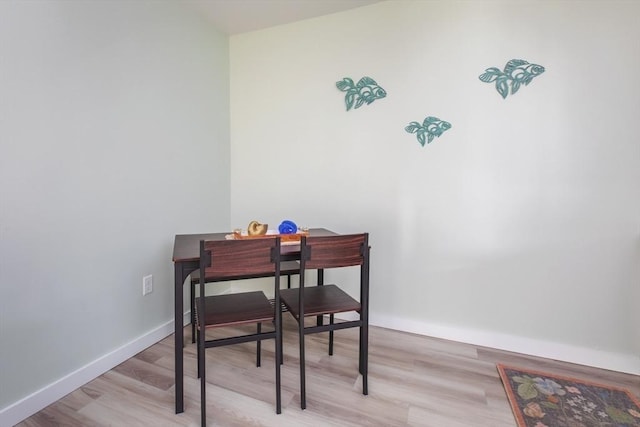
[298,233,370,315]
[301,233,369,271]
[200,238,281,280]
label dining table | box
[171,227,337,413]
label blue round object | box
[278,220,297,234]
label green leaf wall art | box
[336,76,386,111]
[479,59,545,99]
[405,116,452,146]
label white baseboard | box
[0,319,179,427]
[369,313,640,376]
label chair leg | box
[362,322,368,395]
[299,321,306,410]
[191,282,196,344]
[256,323,262,367]
[278,309,284,366]
[196,327,201,378]
[287,274,291,289]
[358,326,363,375]
[199,326,207,426]
[275,305,282,413]
[329,314,334,356]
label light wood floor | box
[18,316,639,426]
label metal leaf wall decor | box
[336,76,386,111]
[405,116,452,146]
[479,59,545,99]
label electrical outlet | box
[143,275,153,296]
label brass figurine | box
[247,220,268,236]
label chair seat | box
[195,291,274,328]
[190,260,300,284]
[280,284,361,319]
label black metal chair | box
[195,238,283,426]
[280,233,370,409]
[190,261,300,343]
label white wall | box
[0,0,230,418]
[230,0,640,373]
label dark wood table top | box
[172,227,337,262]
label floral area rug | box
[497,364,640,427]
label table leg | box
[316,269,324,326]
[174,264,185,414]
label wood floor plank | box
[112,357,175,391]
[16,316,639,426]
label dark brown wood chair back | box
[201,238,279,279]
[302,234,367,270]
